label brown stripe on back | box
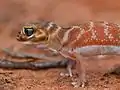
[57,28,69,40]
[93,22,105,40]
[67,27,80,43]
[107,22,120,40]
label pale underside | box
[61,45,120,57]
[36,44,120,57]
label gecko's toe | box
[69,73,73,77]
[71,81,80,88]
[71,79,87,88]
[81,82,86,88]
[71,81,86,88]
[60,70,73,77]
[60,72,70,77]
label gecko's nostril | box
[16,35,20,38]
[16,34,21,40]
[18,32,20,34]
[16,36,19,39]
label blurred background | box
[0,0,120,48]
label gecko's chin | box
[22,41,38,45]
[22,41,48,46]
[22,41,33,45]
[22,41,48,49]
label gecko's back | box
[59,21,120,49]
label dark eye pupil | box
[24,28,34,36]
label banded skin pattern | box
[16,20,120,88]
[59,21,120,47]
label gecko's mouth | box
[36,44,48,49]
[20,41,48,49]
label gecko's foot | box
[60,59,75,77]
[71,79,87,88]
[59,66,73,77]
[60,72,71,77]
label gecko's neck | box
[45,21,71,50]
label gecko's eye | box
[23,27,34,36]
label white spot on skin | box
[108,34,114,39]
[88,21,94,32]
[47,22,54,31]
[103,21,109,37]
[89,21,97,39]
[80,28,85,35]
[103,21,115,40]
[116,23,120,31]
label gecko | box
[16,20,120,87]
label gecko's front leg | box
[36,44,59,56]
[36,44,76,77]
[72,53,87,88]
[59,50,87,88]
[59,58,76,77]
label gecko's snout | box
[16,32,21,40]
[16,31,26,41]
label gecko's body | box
[16,20,120,87]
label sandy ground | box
[1,0,120,90]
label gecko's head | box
[16,20,60,46]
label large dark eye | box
[24,27,34,36]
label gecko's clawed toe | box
[60,72,70,77]
[71,77,87,88]
[71,80,87,88]
[71,81,80,88]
